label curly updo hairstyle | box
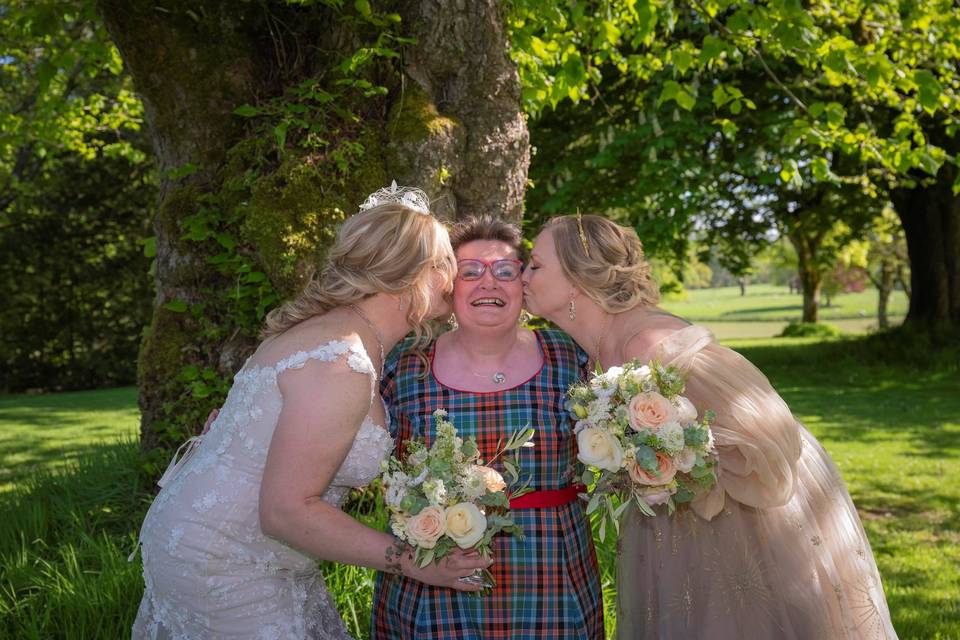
[261,202,455,339]
[546,214,659,313]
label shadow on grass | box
[0,386,140,491]
[728,330,960,457]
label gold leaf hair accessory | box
[576,209,591,257]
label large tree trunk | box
[892,162,960,331]
[97,0,528,456]
[788,232,821,323]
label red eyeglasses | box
[457,258,524,282]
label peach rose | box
[628,452,677,486]
[445,503,487,548]
[406,506,446,549]
[474,465,507,493]
[628,392,677,431]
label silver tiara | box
[358,181,431,215]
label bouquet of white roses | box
[569,360,717,539]
[380,409,533,586]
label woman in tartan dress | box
[371,217,603,640]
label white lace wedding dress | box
[132,340,394,639]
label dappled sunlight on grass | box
[0,387,138,492]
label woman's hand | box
[401,547,493,592]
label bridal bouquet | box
[569,360,717,539]
[380,410,533,585]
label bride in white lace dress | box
[132,189,492,639]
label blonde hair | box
[546,214,660,313]
[261,203,455,340]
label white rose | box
[658,421,686,456]
[675,396,698,425]
[445,502,487,548]
[576,427,624,472]
[675,448,697,473]
[406,506,446,549]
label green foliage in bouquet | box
[380,411,534,590]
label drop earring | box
[568,298,576,320]
[448,313,459,330]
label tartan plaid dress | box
[371,329,603,640]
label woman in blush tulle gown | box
[521,213,898,640]
[131,187,491,640]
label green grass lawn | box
[0,387,139,493]
[661,284,909,339]
[1,285,957,638]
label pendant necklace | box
[348,304,385,377]
[471,368,507,384]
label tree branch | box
[687,0,809,114]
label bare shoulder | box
[620,312,690,363]
[272,316,375,439]
[275,352,371,415]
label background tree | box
[839,206,911,328]
[509,0,960,330]
[0,1,154,391]
[94,0,529,458]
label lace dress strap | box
[274,338,379,408]
[273,339,373,374]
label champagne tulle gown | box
[616,321,897,640]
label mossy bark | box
[96,0,529,456]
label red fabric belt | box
[508,484,585,510]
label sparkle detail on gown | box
[132,340,393,640]
[616,325,898,640]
